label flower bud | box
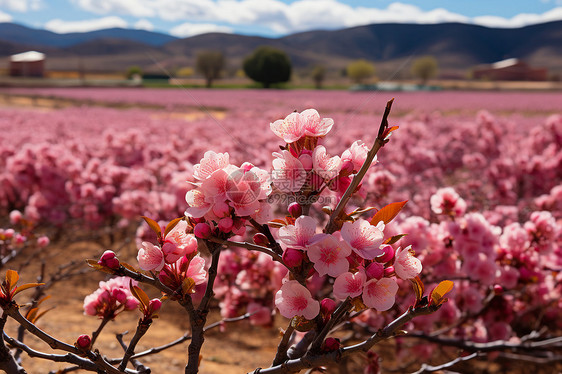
[366,262,384,280]
[37,236,50,248]
[493,285,503,295]
[253,233,269,247]
[76,334,91,350]
[112,288,128,304]
[212,200,231,217]
[194,223,212,239]
[148,298,162,313]
[320,298,336,317]
[98,250,120,269]
[383,266,395,277]
[282,248,304,268]
[377,245,395,263]
[323,337,340,352]
[15,234,26,245]
[3,228,14,240]
[288,202,302,218]
[218,217,234,233]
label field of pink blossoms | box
[1,87,561,373]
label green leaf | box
[164,217,183,238]
[370,200,408,226]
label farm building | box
[472,58,548,81]
[9,51,46,77]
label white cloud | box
[44,16,128,33]
[134,18,154,31]
[0,9,13,22]
[0,0,41,12]
[170,22,233,37]
[68,0,562,35]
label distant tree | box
[126,65,142,80]
[196,50,225,88]
[411,56,438,85]
[243,46,292,88]
[346,59,375,84]
[311,65,326,89]
[176,66,194,78]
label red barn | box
[9,51,46,77]
[473,58,548,81]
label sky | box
[0,0,561,38]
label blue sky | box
[1,0,561,37]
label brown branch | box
[325,99,394,234]
[411,352,481,374]
[272,324,295,366]
[118,319,151,371]
[207,237,285,265]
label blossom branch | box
[207,237,285,265]
[271,324,295,366]
[118,319,151,372]
[249,219,284,255]
[309,298,352,353]
[91,316,111,347]
[325,99,394,234]
[0,313,26,373]
[411,352,481,374]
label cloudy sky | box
[1,0,561,38]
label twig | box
[272,324,295,366]
[411,352,481,374]
[0,314,27,373]
[116,332,150,373]
[325,99,394,234]
[207,237,285,265]
[118,319,151,371]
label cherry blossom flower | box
[300,109,333,137]
[333,271,366,300]
[225,167,270,217]
[184,189,212,218]
[193,151,230,180]
[312,145,342,181]
[270,112,304,143]
[430,187,467,217]
[162,220,198,263]
[341,140,375,172]
[393,245,422,280]
[341,219,385,260]
[278,215,326,249]
[275,280,320,319]
[362,277,398,311]
[272,150,307,193]
[83,277,139,318]
[137,241,165,271]
[307,235,352,277]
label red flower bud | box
[253,233,269,247]
[76,334,91,350]
[323,337,340,352]
[288,202,303,218]
[383,266,395,277]
[377,245,395,263]
[320,298,336,317]
[98,250,120,269]
[218,217,234,233]
[282,248,304,267]
[493,284,503,295]
[366,261,384,280]
[148,298,162,313]
[194,223,212,239]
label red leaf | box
[384,234,407,245]
[430,280,454,307]
[13,283,44,297]
[164,217,183,238]
[6,270,19,290]
[130,282,150,310]
[370,200,408,226]
[142,216,162,238]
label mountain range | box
[0,21,561,78]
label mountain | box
[0,21,561,77]
[0,23,177,47]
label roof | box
[10,51,46,62]
[491,58,519,69]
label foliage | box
[411,55,439,84]
[125,66,142,80]
[243,46,292,88]
[195,50,225,88]
[311,65,326,89]
[346,59,376,84]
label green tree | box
[346,59,375,84]
[243,46,292,88]
[196,50,225,88]
[126,65,142,80]
[311,65,326,89]
[411,56,438,85]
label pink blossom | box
[393,245,422,280]
[272,150,307,193]
[137,241,165,271]
[278,215,326,249]
[300,109,333,137]
[333,271,366,299]
[83,276,139,318]
[193,150,230,180]
[307,235,352,277]
[341,219,385,260]
[275,280,320,319]
[312,145,342,181]
[37,235,50,248]
[430,187,467,217]
[270,112,304,143]
[163,221,198,258]
[9,210,22,224]
[185,255,207,285]
[341,141,374,172]
[184,189,211,218]
[225,167,270,217]
[362,277,398,311]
